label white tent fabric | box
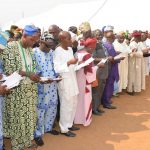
[2,0,150,32]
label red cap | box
[80,38,97,48]
[132,31,141,37]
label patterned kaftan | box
[1,41,37,150]
[0,58,3,150]
[33,48,58,138]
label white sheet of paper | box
[75,57,94,71]
[40,77,50,82]
[97,58,108,65]
[84,57,95,65]
[52,77,63,81]
[2,72,23,89]
[114,53,126,60]
[40,76,63,82]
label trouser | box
[0,98,3,150]
[59,95,78,133]
[92,79,106,111]
[102,76,115,106]
[34,104,57,138]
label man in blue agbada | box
[33,31,59,146]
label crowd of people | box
[0,22,150,150]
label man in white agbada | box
[113,32,129,93]
[146,32,150,72]
[53,31,79,137]
[127,31,145,95]
[140,31,150,76]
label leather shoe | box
[92,110,102,116]
[97,108,105,113]
[61,131,76,137]
[34,137,44,146]
[127,92,134,96]
[103,105,117,109]
[46,129,60,135]
[68,126,80,131]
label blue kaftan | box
[33,48,58,138]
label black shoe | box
[68,126,80,131]
[34,137,44,146]
[97,108,105,113]
[103,105,117,109]
[3,144,5,150]
[127,92,134,96]
[92,110,102,116]
[47,130,60,135]
[61,131,76,137]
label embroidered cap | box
[23,25,39,36]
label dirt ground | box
[5,76,150,150]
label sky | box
[0,0,150,31]
[0,0,92,26]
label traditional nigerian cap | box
[132,30,141,37]
[23,25,39,36]
[41,31,54,41]
[117,31,125,36]
[80,37,97,48]
[79,22,91,33]
[104,25,114,32]
[0,31,9,49]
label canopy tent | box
[2,0,150,32]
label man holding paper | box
[113,32,129,93]
[54,31,79,137]
[33,31,59,146]
[92,29,108,115]
[1,25,40,150]
[102,32,124,109]
[0,30,9,150]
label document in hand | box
[114,53,126,60]
[97,58,108,66]
[52,77,63,81]
[75,57,95,71]
[2,72,23,89]
[40,77,63,82]
[40,77,50,82]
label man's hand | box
[97,63,105,68]
[0,74,2,80]
[78,60,85,65]
[0,85,10,95]
[132,48,137,52]
[107,56,114,63]
[119,56,125,60]
[29,74,40,82]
